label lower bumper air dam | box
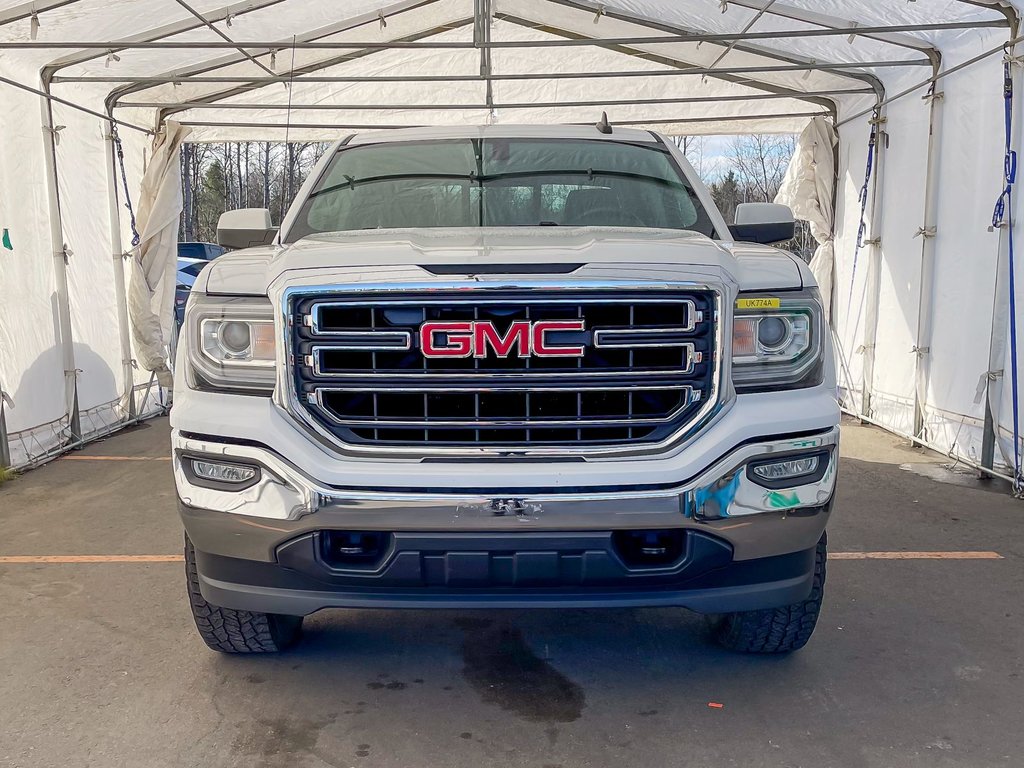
[190,525,823,615]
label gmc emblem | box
[420,320,586,358]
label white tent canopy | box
[0,0,1021,492]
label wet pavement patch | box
[898,462,1011,493]
[367,679,407,690]
[231,715,335,766]
[460,622,585,723]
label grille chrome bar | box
[303,331,411,355]
[309,351,700,378]
[310,386,699,428]
[309,295,701,313]
[308,384,703,395]
[311,388,697,428]
[594,331,700,349]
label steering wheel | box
[570,206,646,227]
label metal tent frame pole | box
[60,59,929,85]
[39,88,81,444]
[0,21,1006,50]
[476,0,494,117]
[857,108,887,420]
[0,383,10,468]
[87,65,891,86]
[911,73,946,441]
[171,110,832,132]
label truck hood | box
[199,227,807,295]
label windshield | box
[286,138,716,241]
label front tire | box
[184,535,303,653]
[712,533,827,654]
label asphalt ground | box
[0,416,1021,768]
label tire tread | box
[184,535,301,654]
[713,533,827,654]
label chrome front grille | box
[288,287,718,450]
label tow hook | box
[489,498,527,516]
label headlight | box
[732,289,823,392]
[185,294,276,393]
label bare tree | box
[669,135,708,178]
[237,142,245,208]
[262,142,272,207]
[178,140,331,243]
[727,134,795,203]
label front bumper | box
[172,377,839,614]
[174,424,837,615]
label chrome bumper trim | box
[172,427,838,524]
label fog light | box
[751,456,819,483]
[191,459,257,484]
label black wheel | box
[184,534,303,653]
[712,533,827,654]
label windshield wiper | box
[307,171,477,199]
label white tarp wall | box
[831,29,1024,482]
[0,62,164,467]
[0,0,1021,489]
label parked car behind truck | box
[172,124,839,655]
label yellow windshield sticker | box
[736,297,780,310]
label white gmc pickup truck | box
[172,124,839,655]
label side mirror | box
[217,208,278,250]
[729,203,796,245]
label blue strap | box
[992,61,1017,230]
[992,59,1022,493]
[110,124,141,248]
[856,122,877,249]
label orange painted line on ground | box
[0,555,184,563]
[830,551,1004,560]
[61,455,170,461]
[0,552,1004,564]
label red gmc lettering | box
[420,321,473,357]
[532,320,586,357]
[421,319,586,358]
[473,321,531,358]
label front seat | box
[561,187,630,226]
